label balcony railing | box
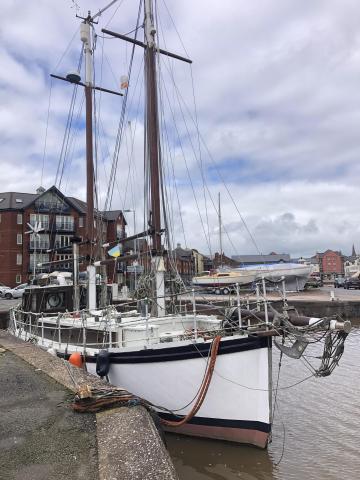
[29,241,50,250]
[56,222,74,231]
[35,202,70,213]
[29,220,50,230]
[54,242,72,250]
[28,265,50,273]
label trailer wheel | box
[222,288,230,295]
[215,288,221,295]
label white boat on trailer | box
[192,268,257,289]
[236,263,313,291]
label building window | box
[55,234,72,248]
[79,217,84,227]
[0,213,1,223]
[15,198,23,204]
[56,215,74,231]
[16,274,21,284]
[16,254,22,265]
[17,233,22,245]
[30,233,49,250]
[17,213,23,225]
[29,254,49,272]
[30,213,49,229]
[56,254,71,270]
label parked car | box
[0,283,11,297]
[305,277,323,288]
[3,283,29,299]
[334,277,345,288]
[343,277,360,290]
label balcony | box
[54,242,72,251]
[35,202,70,213]
[29,220,50,230]
[55,222,75,232]
[29,241,50,250]
[28,264,50,273]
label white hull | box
[86,336,271,447]
[192,272,257,287]
[10,311,271,447]
[237,263,313,291]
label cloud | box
[1,0,360,259]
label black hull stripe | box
[159,412,271,433]
[59,335,270,364]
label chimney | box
[177,243,181,249]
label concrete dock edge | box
[0,330,178,480]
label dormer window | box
[15,198,23,203]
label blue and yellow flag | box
[108,245,121,258]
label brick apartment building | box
[0,185,126,287]
[316,249,344,279]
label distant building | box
[343,245,360,277]
[231,253,290,266]
[316,250,344,279]
[0,185,127,287]
[213,252,238,269]
[170,244,206,283]
[297,256,320,274]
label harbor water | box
[167,326,360,479]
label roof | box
[0,192,38,210]
[67,197,87,214]
[316,249,343,257]
[231,254,291,264]
[172,246,193,258]
[102,210,126,224]
[0,187,126,224]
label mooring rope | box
[160,335,221,427]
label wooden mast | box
[82,14,95,255]
[81,14,96,309]
[144,0,161,254]
[144,0,166,316]
[101,2,192,315]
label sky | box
[2,0,360,258]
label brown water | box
[167,327,360,479]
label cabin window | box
[16,274,21,284]
[16,254,22,265]
[17,213,23,225]
[218,273,229,277]
[17,233,22,245]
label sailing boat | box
[9,0,351,449]
[192,193,258,290]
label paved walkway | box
[0,331,178,480]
